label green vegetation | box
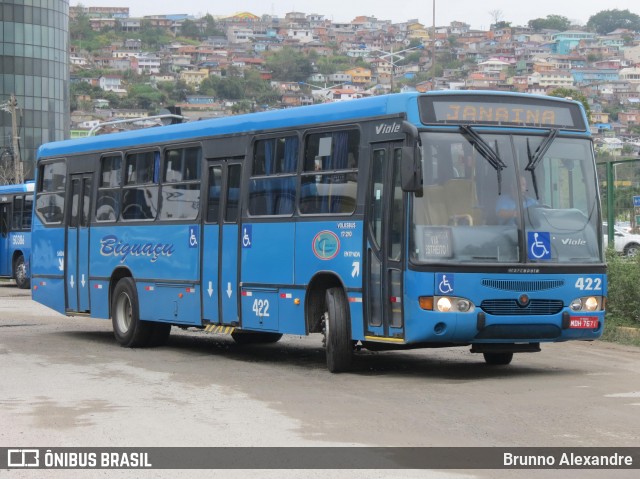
[587,9,640,35]
[528,15,571,31]
[602,249,640,346]
[548,88,591,119]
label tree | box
[127,84,166,111]
[548,88,591,120]
[587,9,640,35]
[265,48,314,83]
[70,8,93,42]
[489,10,504,26]
[528,15,571,31]
[202,14,224,37]
[180,19,202,40]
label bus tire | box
[13,255,30,290]
[324,287,352,373]
[231,331,283,345]
[111,277,152,347]
[483,352,513,365]
[148,323,171,347]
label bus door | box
[66,173,92,313]
[202,160,242,325]
[366,142,405,340]
[0,201,9,276]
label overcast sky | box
[72,1,639,30]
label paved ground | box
[1,282,638,478]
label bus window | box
[23,195,33,230]
[225,164,241,223]
[13,196,24,230]
[35,160,66,224]
[206,165,222,223]
[122,151,159,221]
[160,147,201,221]
[300,130,359,215]
[0,203,8,237]
[96,154,122,222]
[249,136,298,216]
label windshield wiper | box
[459,125,507,193]
[526,129,558,200]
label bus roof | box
[37,91,586,159]
[0,181,35,194]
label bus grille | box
[481,279,564,292]
[480,299,564,316]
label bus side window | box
[159,146,201,221]
[35,161,66,224]
[22,196,33,230]
[122,151,159,221]
[96,154,122,222]
[248,136,298,216]
[0,203,8,237]
[300,130,359,215]
[13,195,23,230]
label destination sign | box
[418,95,586,130]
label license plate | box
[569,316,599,329]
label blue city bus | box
[0,181,33,289]
[31,91,606,372]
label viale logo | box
[375,122,401,135]
[562,238,586,246]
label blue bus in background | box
[31,92,606,372]
[0,182,33,289]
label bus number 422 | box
[575,277,602,291]
[252,299,271,317]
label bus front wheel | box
[111,277,152,347]
[13,255,30,290]
[323,287,352,373]
[483,352,513,365]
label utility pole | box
[432,0,436,79]
[1,94,23,184]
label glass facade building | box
[1,0,69,180]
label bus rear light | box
[419,296,433,310]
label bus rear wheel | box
[111,277,152,347]
[13,255,30,290]
[483,352,513,365]
[323,287,352,373]
[231,331,283,345]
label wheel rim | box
[322,312,329,348]
[115,292,132,333]
[15,262,26,285]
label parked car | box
[604,224,640,256]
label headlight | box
[434,296,475,313]
[569,296,604,312]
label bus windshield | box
[410,131,601,265]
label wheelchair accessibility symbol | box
[242,225,252,248]
[188,225,199,248]
[436,273,454,295]
[528,231,551,260]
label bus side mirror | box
[401,146,422,194]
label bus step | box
[203,324,235,335]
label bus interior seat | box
[443,178,482,225]
[423,184,448,225]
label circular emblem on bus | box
[312,231,340,260]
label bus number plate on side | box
[252,299,270,317]
[569,316,599,329]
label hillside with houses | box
[69,6,640,153]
